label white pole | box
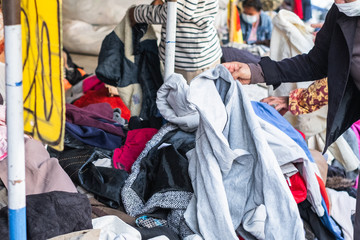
[164,0,177,81]
[3,0,26,239]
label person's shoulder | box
[326,4,341,19]
[260,12,272,24]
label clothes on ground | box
[92,215,141,240]
[121,124,194,237]
[0,191,92,240]
[65,122,123,150]
[0,138,77,195]
[182,65,304,240]
[113,128,158,172]
[73,87,131,122]
[66,103,125,137]
[327,188,356,240]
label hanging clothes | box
[96,9,163,120]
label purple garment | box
[66,103,125,137]
[221,47,261,64]
[66,122,123,150]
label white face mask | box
[241,13,258,24]
[336,0,360,17]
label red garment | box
[73,87,131,121]
[82,75,105,94]
[316,174,330,213]
[293,0,304,20]
[296,129,306,140]
[288,172,307,204]
[113,128,158,173]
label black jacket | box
[96,23,163,120]
[259,5,360,152]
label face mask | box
[336,0,360,17]
[241,13,258,24]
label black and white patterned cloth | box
[121,123,194,237]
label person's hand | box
[334,0,356,3]
[151,0,164,5]
[222,62,251,85]
[310,23,324,29]
[129,7,137,27]
[260,96,289,115]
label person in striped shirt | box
[129,0,222,83]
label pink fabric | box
[0,105,29,161]
[82,75,105,94]
[247,17,260,43]
[113,128,158,173]
[0,105,6,161]
[354,175,359,189]
[351,120,360,156]
[0,138,77,195]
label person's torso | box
[158,0,222,71]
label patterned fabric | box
[288,78,328,115]
[121,123,194,237]
[134,0,222,71]
[135,216,167,228]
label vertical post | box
[229,0,235,42]
[3,0,26,240]
[164,0,177,81]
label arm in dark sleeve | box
[259,4,337,89]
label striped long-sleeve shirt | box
[134,0,222,71]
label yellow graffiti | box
[21,0,64,151]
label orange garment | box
[227,1,244,43]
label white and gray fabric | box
[179,65,305,240]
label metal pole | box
[3,0,26,239]
[164,0,177,81]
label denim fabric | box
[240,12,273,43]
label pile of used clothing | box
[0,1,358,240]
